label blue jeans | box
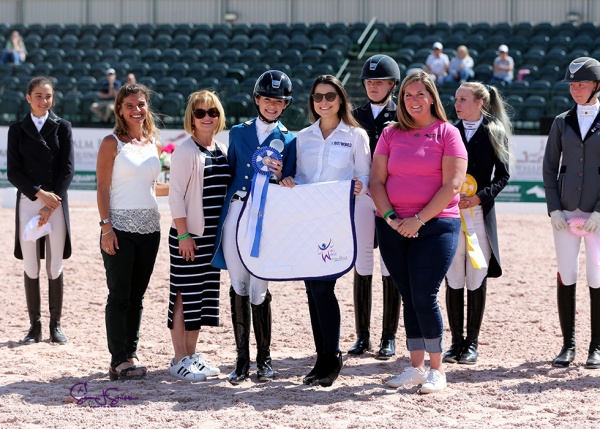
[304,279,341,355]
[375,216,459,353]
[0,50,20,64]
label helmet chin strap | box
[586,82,600,104]
[254,102,288,124]
[368,85,396,105]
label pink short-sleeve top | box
[374,120,467,218]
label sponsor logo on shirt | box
[331,141,352,147]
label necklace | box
[192,135,216,156]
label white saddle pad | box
[237,180,356,281]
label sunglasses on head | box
[193,108,220,119]
[311,92,338,103]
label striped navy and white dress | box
[168,145,232,330]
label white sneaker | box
[170,356,207,381]
[192,353,221,377]
[418,369,447,393]
[386,366,429,388]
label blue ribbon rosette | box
[247,141,283,257]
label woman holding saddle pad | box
[444,82,512,366]
[280,74,371,387]
[370,70,467,394]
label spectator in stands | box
[7,76,73,345]
[348,54,402,360]
[446,45,475,84]
[0,31,27,65]
[425,42,449,83]
[212,70,296,385]
[126,73,136,84]
[490,45,514,85]
[90,68,122,123]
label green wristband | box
[177,232,191,241]
[383,209,395,220]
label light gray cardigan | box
[168,136,227,236]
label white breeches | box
[354,194,389,277]
[553,209,600,288]
[18,194,66,280]
[446,206,491,290]
[223,200,270,305]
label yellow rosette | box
[459,174,488,269]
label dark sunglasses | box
[311,92,338,103]
[193,108,220,119]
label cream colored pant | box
[18,194,66,280]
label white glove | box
[550,210,568,230]
[584,212,600,232]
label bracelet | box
[414,214,426,226]
[177,232,191,241]
[101,229,113,236]
[383,209,396,220]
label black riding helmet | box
[563,57,600,104]
[253,70,293,123]
[360,54,401,104]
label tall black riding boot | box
[443,284,465,363]
[459,280,487,364]
[377,276,400,360]
[586,287,600,369]
[22,274,42,344]
[552,277,576,368]
[49,274,67,344]
[228,287,251,385]
[252,290,274,382]
[348,271,372,355]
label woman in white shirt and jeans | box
[280,75,371,387]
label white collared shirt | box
[462,116,484,142]
[31,112,49,132]
[370,103,385,119]
[294,119,371,194]
[577,101,600,139]
[255,117,277,144]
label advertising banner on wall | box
[0,127,547,201]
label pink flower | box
[162,142,176,154]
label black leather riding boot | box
[49,273,67,344]
[459,279,487,364]
[252,290,274,382]
[312,351,343,387]
[443,284,464,363]
[228,287,251,385]
[553,277,576,368]
[348,271,372,355]
[377,275,400,360]
[586,287,600,369]
[23,273,42,344]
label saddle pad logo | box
[317,239,347,263]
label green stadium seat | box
[180,48,201,64]
[76,76,97,93]
[154,34,172,50]
[547,96,571,117]
[249,34,270,51]
[220,48,241,64]
[250,23,271,38]
[187,63,209,81]
[174,23,194,38]
[231,34,250,51]
[58,90,82,121]
[505,94,524,121]
[0,90,25,124]
[170,63,190,80]
[160,48,181,64]
[138,76,156,89]
[171,35,191,51]
[175,77,198,96]
[212,23,232,38]
[148,62,169,78]
[155,76,177,94]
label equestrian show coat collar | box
[20,110,62,149]
[564,104,600,142]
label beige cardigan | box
[168,136,227,236]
